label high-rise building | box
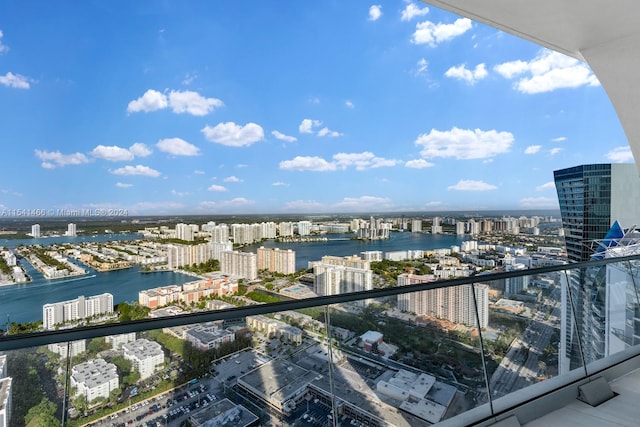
[31,224,40,238]
[455,221,465,235]
[42,293,114,330]
[314,264,373,305]
[278,222,294,237]
[257,247,296,275]
[220,251,257,280]
[66,223,77,237]
[166,243,213,268]
[554,163,640,372]
[175,223,194,241]
[211,224,230,243]
[411,219,422,233]
[397,274,489,328]
[297,221,312,236]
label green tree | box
[24,398,60,427]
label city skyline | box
[0,1,632,216]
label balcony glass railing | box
[1,255,640,427]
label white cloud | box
[333,152,399,170]
[129,142,152,157]
[444,63,487,84]
[606,146,635,162]
[171,190,189,197]
[224,175,242,182]
[110,165,161,177]
[156,138,200,156]
[127,89,168,113]
[551,136,567,142]
[35,149,90,169]
[0,72,30,89]
[168,90,223,116]
[280,156,337,172]
[208,184,228,192]
[271,130,297,143]
[536,181,556,192]
[280,152,398,172]
[368,5,382,21]
[415,127,514,160]
[405,159,434,169]
[317,127,343,137]
[345,100,355,109]
[334,195,393,211]
[202,122,265,147]
[448,180,497,191]
[524,145,542,155]
[308,97,320,104]
[550,147,563,155]
[0,30,9,53]
[494,49,600,94]
[299,119,322,134]
[91,145,134,162]
[272,181,289,187]
[194,170,206,175]
[401,2,429,21]
[236,164,248,168]
[519,197,559,209]
[415,58,429,75]
[115,182,133,188]
[411,18,472,46]
[128,88,222,115]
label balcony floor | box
[524,368,640,426]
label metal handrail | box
[1,253,638,351]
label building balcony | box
[1,254,640,426]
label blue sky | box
[0,1,632,215]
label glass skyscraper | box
[554,163,640,372]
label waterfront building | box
[355,216,391,240]
[0,377,12,427]
[411,219,422,233]
[455,221,465,235]
[70,359,118,402]
[48,340,86,358]
[43,293,114,330]
[30,224,40,238]
[220,251,257,280]
[278,221,294,237]
[1,251,15,267]
[467,219,480,235]
[397,274,489,328]
[385,250,423,261]
[166,243,212,268]
[360,251,383,262]
[431,217,442,234]
[554,163,640,372]
[66,223,77,237]
[138,285,182,309]
[175,223,194,241]
[122,338,164,380]
[297,220,312,236]
[257,247,296,275]
[231,223,255,245]
[200,221,216,233]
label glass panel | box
[576,258,640,375]
[481,267,575,401]
[324,289,487,427]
